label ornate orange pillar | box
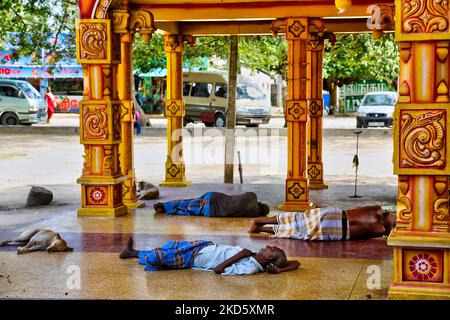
[113,9,155,209]
[160,34,192,187]
[75,18,127,217]
[307,19,328,190]
[388,0,450,299]
[272,18,313,211]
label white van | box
[183,72,271,127]
[0,80,47,125]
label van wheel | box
[1,113,19,125]
[214,113,226,127]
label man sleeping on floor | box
[119,237,300,275]
[153,191,270,218]
[249,205,396,241]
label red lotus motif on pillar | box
[409,253,438,280]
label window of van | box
[0,85,21,98]
[183,82,191,96]
[237,83,266,101]
[16,82,41,99]
[214,83,227,98]
[191,83,212,98]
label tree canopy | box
[1,1,398,88]
[133,34,287,77]
[0,0,77,64]
[323,33,399,88]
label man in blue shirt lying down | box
[119,237,300,275]
[152,191,270,218]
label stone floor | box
[0,183,395,300]
[0,131,396,300]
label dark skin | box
[213,245,300,274]
[249,205,397,240]
[119,238,300,274]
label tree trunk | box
[327,78,338,115]
[224,36,238,184]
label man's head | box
[257,202,270,216]
[255,245,288,268]
[153,202,165,213]
[383,210,397,236]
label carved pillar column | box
[307,19,328,190]
[113,9,155,208]
[272,18,313,211]
[160,34,192,187]
[388,0,450,299]
[75,19,127,217]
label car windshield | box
[16,82,41,99]
[237,83,266,101]
[362,94,396,106]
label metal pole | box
[349,130,362,198]
[238,150,243,184]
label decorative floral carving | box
[403,0,449,33]
[93,0,110,19]
[82,146,91,175]
[409,253,438,280]
[103,145,115,176]
[79,22,108,61]
[83,104,109,140]
[308,165,321,179]
[400,111,445,168]
[288,182,305,199]
[270,19,286,36]
[288,20,305,38]
[112,103,121,141]
[167,164,181,178]
[130,10,156,42]
[166,101,181,116]
[288,102,305,120]
[309,101,321,116]
[88,187,107,204]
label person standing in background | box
[45,87,56,124]
[134,109,142,136]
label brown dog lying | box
[0,228,73,254]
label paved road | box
[35,113,360,129]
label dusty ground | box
[0,130,395,225]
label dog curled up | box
[0,228,73,254]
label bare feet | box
[119,237,139,259]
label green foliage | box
[0,0,77,63]
[132,34,287,76]
[323,33,399,87]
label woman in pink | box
[45,87,56,123]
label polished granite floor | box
[0,183,394,300]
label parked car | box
[182,72,271,127]
[356,91,397,128]
[0,79,47,125]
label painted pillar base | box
[388,232,450,300]
[160,160,191,187]
[309,182,328,190]
[160,181,192,187]
[278,202,315,212]
[77,205,128,217]
[124,200,146,209]
[389,285,450,300]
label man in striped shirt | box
[249,205,396,241]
